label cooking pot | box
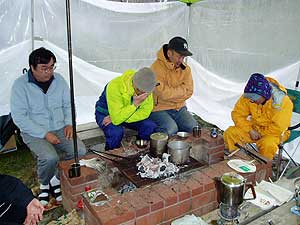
[215,172,256,207]
[167,140,191,165]
[150,132,168,157]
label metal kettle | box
[215,172,256,206]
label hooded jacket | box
[95,70,154,125]
[151,45,194,112]
[232,77,293,137]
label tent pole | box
[65,0,79,164]
[31,0,34,51]
[296,62,300,90]
[185,2,192,64]
[186,3,192,40]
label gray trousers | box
[21,128,86,185]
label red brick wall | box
[60,142,272,225]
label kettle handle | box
[243,183,256,201]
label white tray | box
[227,159,256,173]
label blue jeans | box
[21,128,86,185]
[96,112,157,150]
[149,106,198,135]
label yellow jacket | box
[232,77,293,137]
[151,45,194,111]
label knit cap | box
[133,67,157,93]
[244,73,272,101]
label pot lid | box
[221,172,244,186]
[150,132,168,140]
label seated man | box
[224,73,293,159]
[150,36,198,135]
[95,67,157,150]
[10,47,86,207]
[0,174,44,225]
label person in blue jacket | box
[10,48,86,206]
[0,174,44,225]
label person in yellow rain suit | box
[224,73,293,159]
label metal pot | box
[150,132,168,157]
[215,172,256,207]
[167,140,191,165]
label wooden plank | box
[76,122,138,141]
[77,122,99,132]
[77,128,104,140]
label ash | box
[118,182,137,194]
[137,153,179,179]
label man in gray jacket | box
[10,47,86,207]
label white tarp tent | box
[0,0,299,159]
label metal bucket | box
[150,132,168,157]
[168,140,191,165]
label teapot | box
[215,172,256,206]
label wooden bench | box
[76,122,137,147]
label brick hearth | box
[60,130,272,225]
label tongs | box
[234,143,268,164]
[89,149,133,165]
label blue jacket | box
[10,71,72,138]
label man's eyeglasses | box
[38,65,57,73]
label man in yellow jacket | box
[224,73,293,159]
[95,68,157,150]
[150,37,198,135]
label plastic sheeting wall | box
[0,0,300,159]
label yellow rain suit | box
[224,77,293,159]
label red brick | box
[84,201,101,225]
[160,221,172,225]
[136,209,164,225]
[123,220,135,225]
[202,166,224,179]
[123,191,150,217]
[165,199,191,221]
[96,202,135,225]
[152,183,178,207]
[138,187,164,212]
[59,155,100,186]
[179,175,203,197]
[210,161,234,174]
[191,171,215,192]
[207,144,225,154]
[191,190,216,210]
[163,179,191,201]
[209,151,224,165]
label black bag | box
[0,114,18,148]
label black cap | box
[168,36,192,56]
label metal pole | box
[31,0,34,51]
[296,62,300,90]
[65,0,79,164]
[185,2,192,64]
